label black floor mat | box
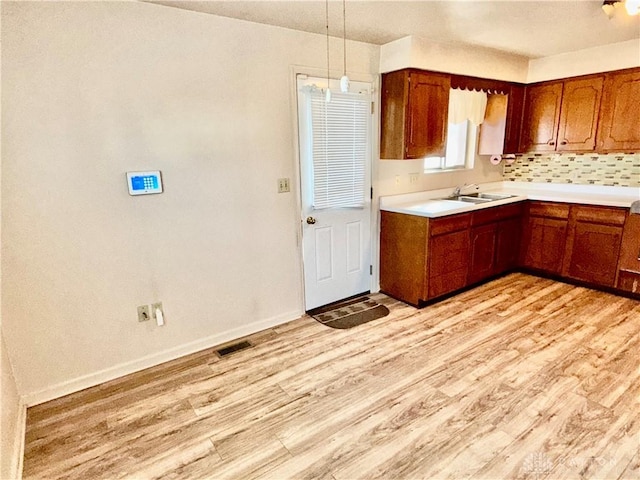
[308,296,390,329]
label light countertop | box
[380,182,640,218]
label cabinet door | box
[616,213,640,292]
[380,70,409,159]
[520,82,563,152]
[495,217,522,273]
[468,223,497,284]
[617,271,640,294]
[428,229,469,299]
[504,84,525,154]
[556,76,603,152]
[406,72,450,159]
[597,69,640,152]
[566,222,622,286]
[522,216,567,274]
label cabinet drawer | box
[430,213,471,236]
[573,205,627,226]
[528,201,570,219]
[617,270,640,294]
[472,202,523,226]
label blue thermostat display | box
[126,171,163,196]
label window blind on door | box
[309,90,369,209]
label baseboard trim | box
[22,309,303,407]
[10,400,27,480]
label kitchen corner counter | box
[380,182,640,218]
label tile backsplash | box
[502,153,639,187]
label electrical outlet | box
[409,173,419,184]
[137,305,150,322]
[395,175,401,185]
[277,178,290,193]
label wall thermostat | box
[126,171,163,196]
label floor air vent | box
[216,340,252,357]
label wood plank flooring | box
[22,273,640,479]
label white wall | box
[1,1,379,403]
[527,39,640,83]
[377,158,504,197]
[1,333,23,480]
[380,35,530,82]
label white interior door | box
[297,75,373,310]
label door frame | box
[288,65,381,311]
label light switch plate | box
[278,178,290,193]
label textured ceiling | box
[148,0,640,59]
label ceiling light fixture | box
[340,0,350,93]
[625,0,640,15]
[602,0,639,17]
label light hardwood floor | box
[23,273,640,479]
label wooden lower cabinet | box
[379,211,472,305]
[468,223,497,284]
[429,221,470,298]
[380,205,522,305]
[380,200,636,307]
[617,271,640,294]
[468,203,523,283]
[562,205,626,287]
[520,202,570,274]
[616,213,640,293]
[379,211,429,306]
[495,217,522,273]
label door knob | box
[306,216,317,225]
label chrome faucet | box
[453,183,479,196]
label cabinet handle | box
[548,141,555,146]
[560,141,567,145]
[637,248,640,261]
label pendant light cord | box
[342,0,346,76]
[326,0,330,88]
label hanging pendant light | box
[625,0,640,15]
[601,0,639,17]
[340,0,350,93]
[325,0,331,102]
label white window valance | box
[448,88,488,126]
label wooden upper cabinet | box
[556,76,604,151]
[407,72,450,159]
[520,82,563,152]
[380,69,450,159]
[503,84,525,154]
[597,68,640,152]
[521,75,606,153]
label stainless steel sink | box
[442,195,493,204]
[457,196,493,204]
[477,193,517,200]
[441,192,518,203]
